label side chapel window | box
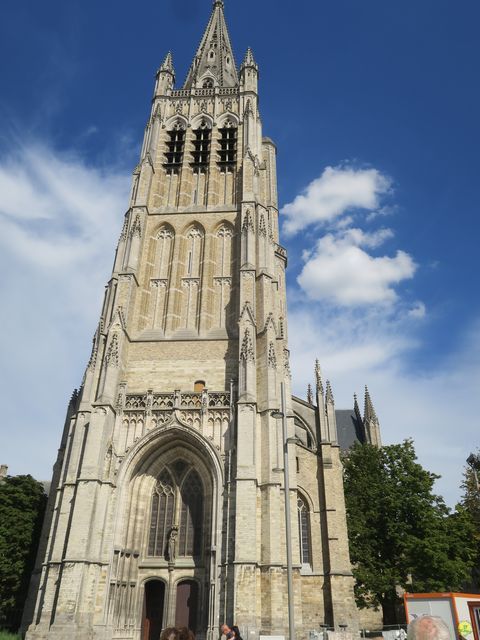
[148,465,204,559]
[297,494,311,566]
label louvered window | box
[218,120,237,170]
[191,123,211,171]
[164,124,185,173]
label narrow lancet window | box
[297,494,311,566]
[179,470,203,557]
[148,470,175,557]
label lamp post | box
[271,382,295,640]
[467,453,480,492]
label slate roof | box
[335,409,366,451]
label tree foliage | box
[343,440,476,624]
[0,475,47,631]
[460,454,480,589]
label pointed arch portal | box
[142,580,165,640]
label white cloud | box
[281,166,392,235]
[297,227,416,305]
[287,301,480,507]
[0,139,130,478]
[282,163,476,506]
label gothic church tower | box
[23,3,358,638]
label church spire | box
[353,393,362,419]
[241,47,258,70]
[159,51,174,74]
[183,0,238,89]
[363,386,378,423]
[155,52,175,96]
[363,386,382,447]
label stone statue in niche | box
[167,526,179,563]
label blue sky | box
[0,0,479,506]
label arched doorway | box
[142,580,165,640]
[175,580,198,632]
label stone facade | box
[22,2,371,639]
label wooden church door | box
[175,580,198,632]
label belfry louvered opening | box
[217,120,237,170]
[164,123,185,173]
[191,122,211,171]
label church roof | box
[335,409,367,450]
[183,0,238,89]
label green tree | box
[0,475,47,632]
[343,440,476,625]
[460,455,480,589]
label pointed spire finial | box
[326,380,334,405]
[307,384,314,405]
[159,52,175,74]
[353,393,359,409]
[364,386,378,422]
[315,359,324,395]
[241,47,258,69]
[353,393,362,418]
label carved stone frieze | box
[181,278,200,289]
[124,394,147,410]
[150,412,173,429]
[122,390,231,412]
[241,270,255,282]
[209,392,229,408]
[214,276,232,287]
[150,279,168,288]
[151,393,175,409]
